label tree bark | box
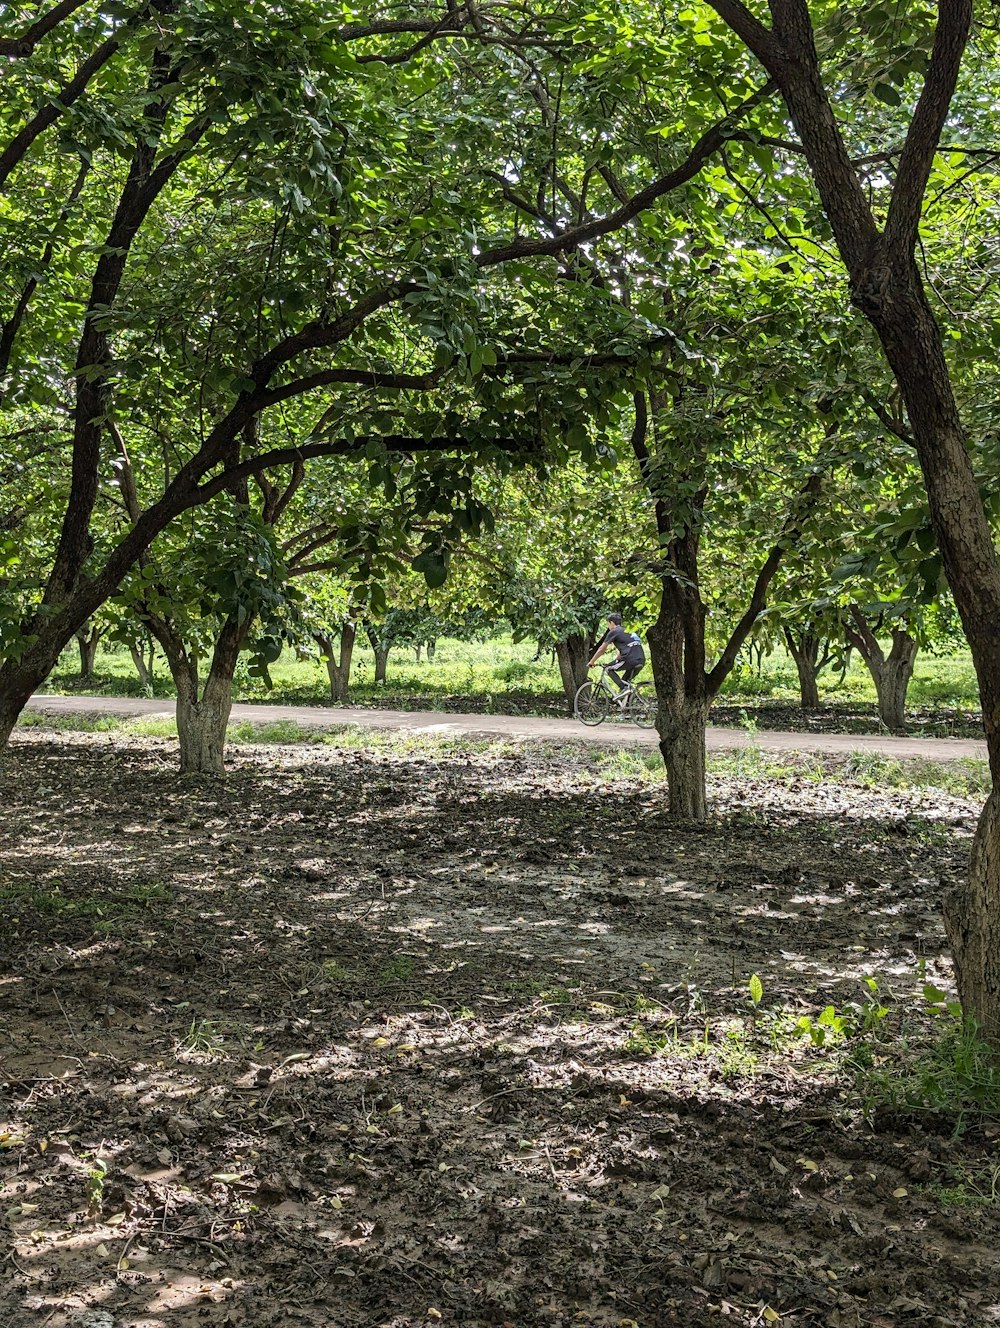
[0,671,35,747]
[554,634,590,709]
[426,639,436,660]
[317,622,356,704]
[647,538,710,820]
[365,625,390,683]
[945,791,1000,1047]
[783,627,823,711]
[846,610,917,732]
[76,624,101,679]
[414,644,422,662]
[152,616,246,775]
[129,640,155,690]
[659,694,709,820]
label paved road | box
[23,692,988,762]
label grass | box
[1,878,171,922]
[40,635,985,718]
[15,707,992,797]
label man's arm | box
[588,633,609,668]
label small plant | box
[927,1160,1000,1209]
[178,1017,225,1057]
[85,1157,107,1214]
[378,955,415,983]
[855,983,1000,1129]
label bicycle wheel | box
[629,682,658,729]
[574,680,611,726]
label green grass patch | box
[1,879,171,921]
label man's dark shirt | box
[601,626,643,658]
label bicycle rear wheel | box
[574,680,611,726]
[629,682,658,729]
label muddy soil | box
[2,730,998,1328]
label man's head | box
[607,612,623,627]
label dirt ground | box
[2,729,999,1328]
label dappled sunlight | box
[2,731,995,1327]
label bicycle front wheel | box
[629,682,658,729]
[574,680,611,726]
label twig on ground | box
[50,987,86,1051]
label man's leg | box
[607,662,627,691]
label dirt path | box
[26,692,989,761]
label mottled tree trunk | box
[554,634,590,710]
[426,639,436,661]
[946,792,1000,1047]
[156,617,247,775]
[365,626,390,684]
[317,622,356,704]
[129,641,155,690]
[647,557,710,821]
[659,694,709,821]
[76,624,101,680]
[783,628,822,711]
[414,644,422,662]
[174,669,232,776]
[847,611,917,732]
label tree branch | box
[884,0,974,257]
[0,0,90,57]
[862,388,915,445]
[192,435,541,506]
[0,7,149,192]
[707,471,823,695]
[476,80,776,266]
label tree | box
[0,0,784,749]
[699,0,1000,1038]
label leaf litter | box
[1,727,998,1328]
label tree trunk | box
[704,0,1000,1034]
[365,625,390,683]
[873,630,918,731]
[647,557,710,821]
[945,791,1000,1047]
[129,641,155,690]
[426,639,436,660]
[318,622,356,704]
[554,634,590,709]
[174,669,232,776]
[155,617,246,776]
[847,611,917,732]
[414,644,422,662]
[783,628,821,711]
[0,641,67,748]
[76,625,101,679]
[659,695,709,820]
[0,677,33,747]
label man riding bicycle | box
[588,613,646,701]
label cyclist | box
[588,613,646,703]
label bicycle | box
[574,662,657,728]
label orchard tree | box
[685,0,1000,1035]
[0,0,787,750]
